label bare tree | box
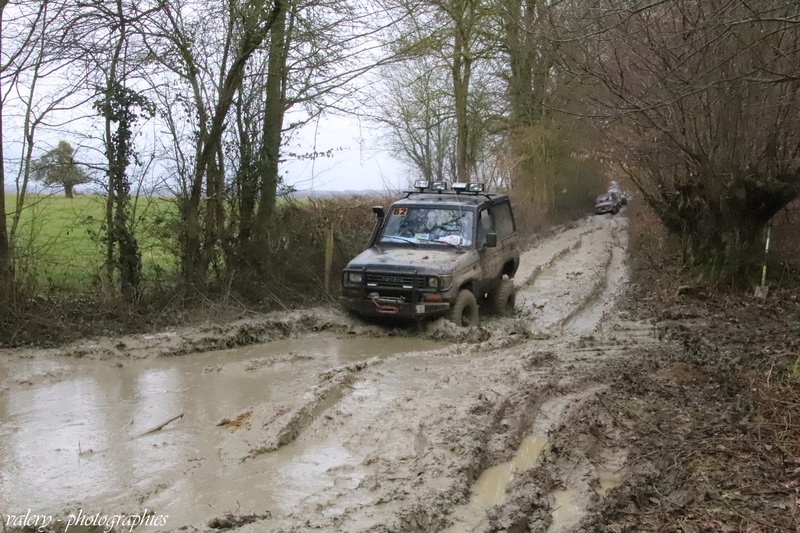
[135,0,283,283]
[139,0,397,277]
[55,0,161,299]
[567,0,800,270]
[373,57,455,183]
[381,0,499,182]
[0,0,73,299]
[11,0,93,244]
[501,0,559,125]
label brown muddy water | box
[0,335,443,524]
[442,436,548,532]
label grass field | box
[4,192,179,291]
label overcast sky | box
[3,105,408,196]
[281,113,408,194]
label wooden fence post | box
[324,222,334,294]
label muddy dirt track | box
[0,212,667,532]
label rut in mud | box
[0,212,663,532]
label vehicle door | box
[490,199,517,275]
[475,207,500,291]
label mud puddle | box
[0,334,443,522]
[549,490,582,532]
[442,436,548,532]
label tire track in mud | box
[241,360,374,458]
[561,216,629,335]
[515,215,627,334]
[514,218,607,289]
[415,213,660,533]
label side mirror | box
[368,206,386,247]
[485,233,497,248]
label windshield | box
[380,206,474,246]
[596,194,613,202]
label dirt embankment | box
[1,210,798,533]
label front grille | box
[365,273,425,290]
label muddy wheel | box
[491,278,517,316]
[449,289,480,327]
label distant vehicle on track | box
[595,192,621,215]
[607,180,631,205]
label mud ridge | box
[516,229,587,289]
[479,379,631,532]
[555,245,614,334]
[391,392,525,532]
[444,385,608,533]
[559,218,630,334]
[245,360,375,458]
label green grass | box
[5,192,179,291]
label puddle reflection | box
[0,334,441,521]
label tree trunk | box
[181,2,281,284]
[64,183,74,198]
[655,172,797,278]
[452,11,471,183]
[0,2,13,307]
[504,0,538,125]
[0,103,10,308]
[251,0,290,264]
[235,94,257,250]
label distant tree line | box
[1,0,797,314]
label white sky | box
[2,106,408,195]
[281,114,407,194]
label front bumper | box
[340,294,450,319]
[595,205,615,214]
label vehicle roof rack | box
[403,181,494,200]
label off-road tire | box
[449,289,479,327]
[491,278,517,316]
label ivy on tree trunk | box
[94,82,154,300]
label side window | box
[477,208,494,245]
[492,201,515,240]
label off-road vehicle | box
[341,181,520,326]
[594,192,621,215]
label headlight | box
[426,275,453,290]
[347,272,363,284]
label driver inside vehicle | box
[383,208,473,246]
